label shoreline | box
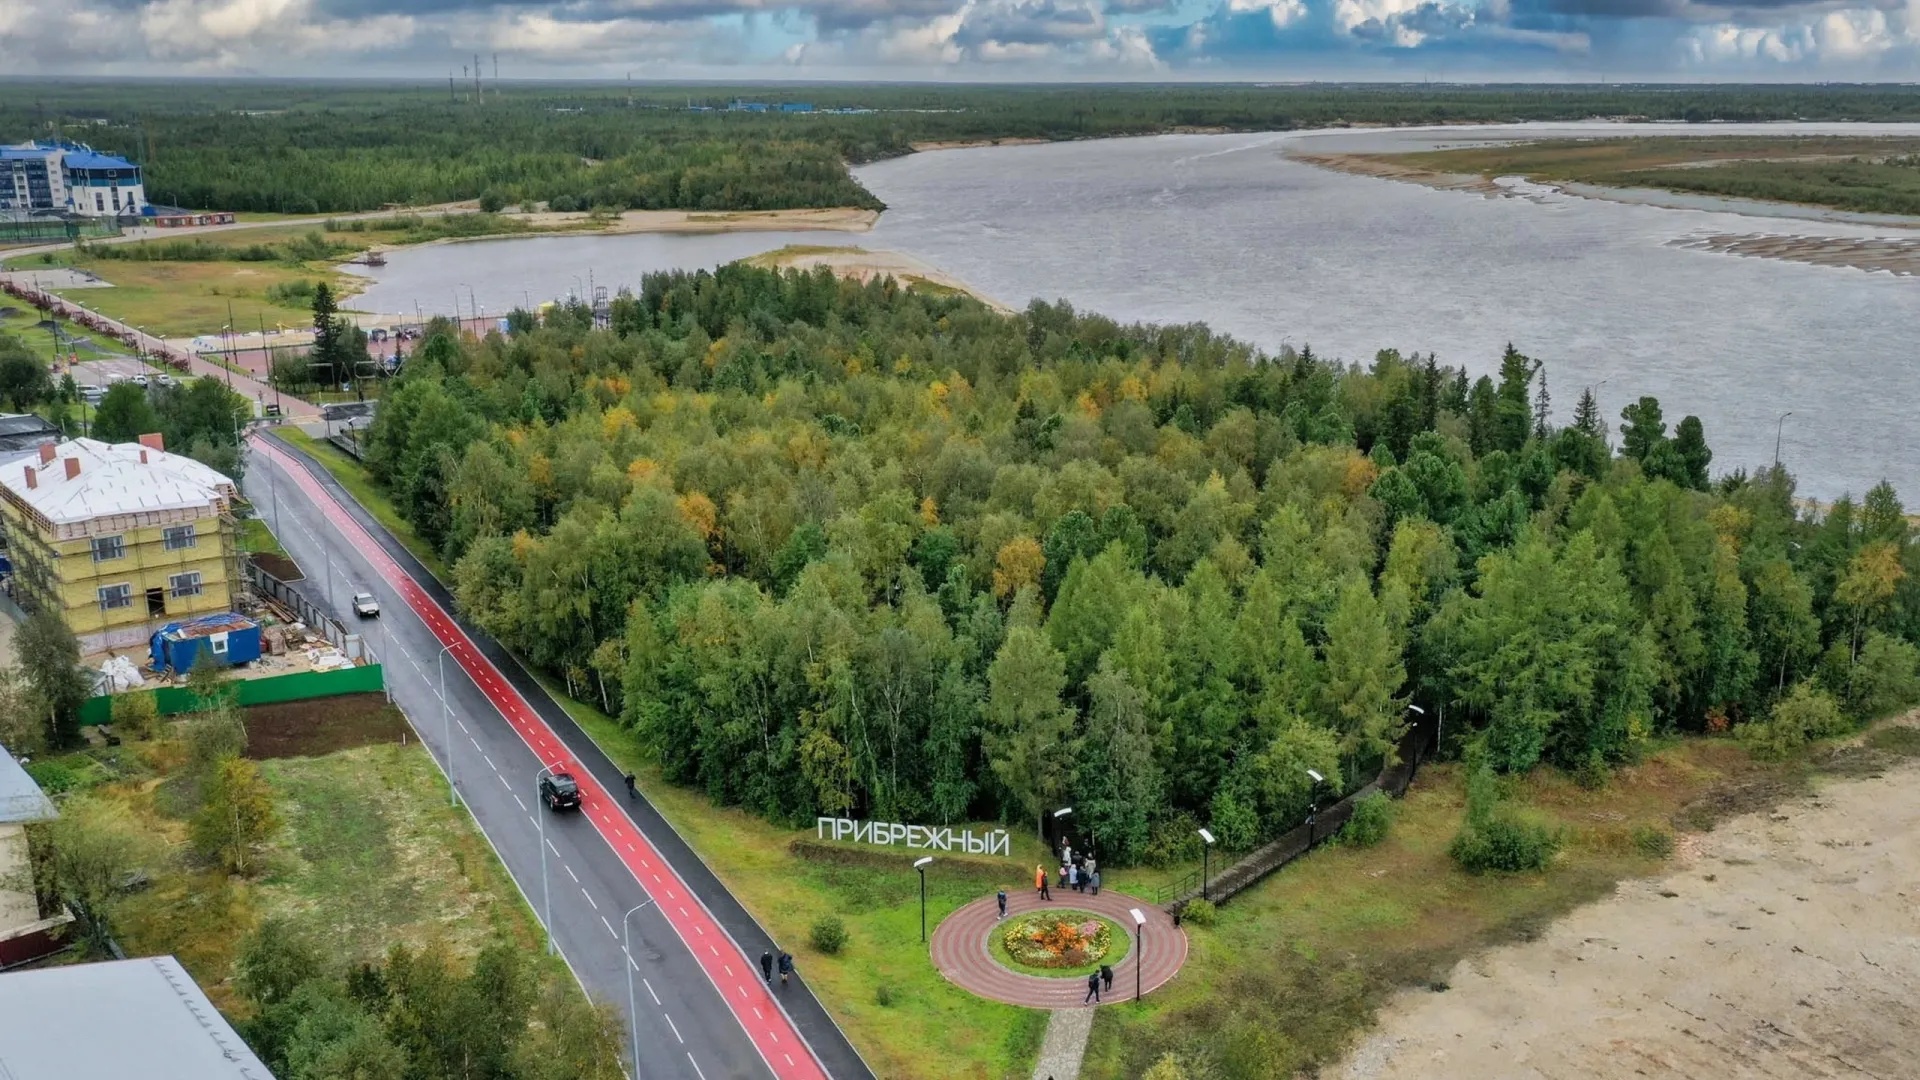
[741,244,1011,313]
[1287,147,1920,275]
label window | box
[168,572,202,598]
[98,583,131,610]
[210,633,229,656]
[90,535,125,562]
[163,525,196,551]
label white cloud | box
[1227,0,1308,30]
[1684,1,1919,67]
[139,0,415,65]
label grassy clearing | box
[1383,136,1920,216]
[237,515,286,557]
[76,713,540,1014]
[37,259,333,338]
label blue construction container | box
[150,612,262,674]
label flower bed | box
[992,910,1130,977]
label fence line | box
[244,557,364,658]
[80,663,385,725]
[1165,714,1434,916]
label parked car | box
[352,592,380,618]
[151,373,176,388]
[539,772,581,811]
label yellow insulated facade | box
[0,435,241,653]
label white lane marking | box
[644,978,660,1006]
[688,1054,707,1080]
[737,985,746,999]
[678,906,688,917]
[457,720,469,734]
[581,888,598,911]
[565,865,580,884]
[753,1007,763,1020]
[724,964,734,977]
[512,794,526,811]
[783,1054,794,1068]
[483,755,496,771]
[496,775,511,791]
[769,1030,779,1043]
[470,737,482,752]
[628,955,639,972]
[694,925,704,936]
[547,839,560,857]
[601,915,617,938]
[708,945,718,957]
[626,843,635,853]
[665,1014,683,1044]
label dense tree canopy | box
[362,263,1920,865]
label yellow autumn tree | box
[992,536,1045,600]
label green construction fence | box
[81,664,386,725]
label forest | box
[5,82,1920,214]
[353,265,1920,866]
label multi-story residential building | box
[0,435,240,652]
[0,140,145,218]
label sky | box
[3,0,1918,80]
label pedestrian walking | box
[1084,971,1101,1004]
[1040,870,1051,901]
[624,773,638,799]
[778,952,793,986]
[1034,864,1046,899]
[760,950,774,982]
[997,889,1008,918]
[1091,869,1101,896]
[1100,964,1114,993]
[1067,864,1078,892]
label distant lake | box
[856,123,1920,502]
[349,122,1920,501]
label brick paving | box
[930,888,1188,1009]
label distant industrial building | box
[0,435,241,652]
[0,956,274,1078]
[0,140,146,218]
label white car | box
[352,592,380,618]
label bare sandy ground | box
[1336,733,1920,1080]
[746,244,1012,312]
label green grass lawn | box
[237,515,286,557]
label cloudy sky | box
[3,0,1918,79]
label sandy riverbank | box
[908,138,1050,152]
[744,244,1011,312]
[1290,148,1920,275]
[1336,719,1920,1079]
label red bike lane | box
[252,435,829,1080]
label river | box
[346,122,1920,501]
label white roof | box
[0,438,235,528]
[0,956,273,1079]
[0,745,56,825]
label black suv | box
[539,772,581,812]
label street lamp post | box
[1774,411,1794,469]
[1407,703,1427,761]
[1051,805,1072,857]
[536,763,559,955]
[1196,828,1215,901]
[914,856,933,943]
[1305,768,1325,846]
[1129,908,1146,1002]
[438,643,458,806]
[622,898,657,1077]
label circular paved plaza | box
[930,888,1188,1008]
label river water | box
[347,122,1920,501]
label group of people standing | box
[1032,847,1100,901]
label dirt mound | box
[244,692,408,759]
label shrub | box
[111,690,161,741]
[478,190,506,213]
[25,759,79,795]
[1740,680,1849,760]
[1630,825,1674,859]
[1573,750,1610,791]
[1339,791,1393,848]
[1143,812,1204,867]
[265,279,316,305]
[874,983,895,1007]
[547,194,582,213]
[1181,898,1217,926]
[809,915,847,955]
[1449,814,1560,874]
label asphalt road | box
[242,433,874,1080]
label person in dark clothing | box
[1090,869,1101,896]
[624,773,637,799]
[997,889,1008,918]
[1039,871,1051,901]
[777,952,793,986]
[1084,971,1101,1004]
[1100,964,1114,992]
[760,950,774,982]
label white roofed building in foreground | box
[0,434,242,652]
[0,956,274,1078]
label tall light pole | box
[622,898,657,1077]
[1196,828,1215,901]
[536,763,560,954]
[1051,805,1072,857]
[1130,908,1146,1002]
[1774,411,1793,469]
[438,643,458,806]
[914,856,933,943]
[1305,769,1325,846]
[1407,703,1427,760]
[464,283,479,329]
